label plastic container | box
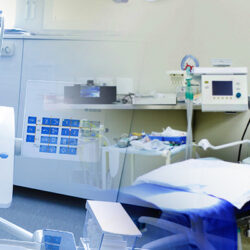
[162,136,186,144]
[145,135,186,145]
[81,200,142,250]
[148,135,164,141]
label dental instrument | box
[197,138,250,151]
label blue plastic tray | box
[146,135,186,144]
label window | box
[0,0,16,28]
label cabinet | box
[0,36,187,201]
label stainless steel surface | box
[45,103,201,110]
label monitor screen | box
[80,86,100,98]
[212,81,233,96]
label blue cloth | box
[122,183,237,249]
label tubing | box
[185,99,193,159]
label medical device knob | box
[236,92,242,98]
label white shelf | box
[44,103,201,111]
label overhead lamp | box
[113,0,158,2]
[113,0,129,2]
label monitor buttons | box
[28,116,37,124]
[26,135,35,143]
[236,92,241,98]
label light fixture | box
[113,0,158,2]
[113,0,129,3]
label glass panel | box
[117,110,187,204]
[23,80,135,202]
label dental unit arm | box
[197,139,250,164]
[197,139,250,151]
[0,106,45,249]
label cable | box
[116,109,135,201]
[237,118,250,162]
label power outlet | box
[1,42,15,57]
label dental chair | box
[123,139,250,250]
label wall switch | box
[1,42,15,57]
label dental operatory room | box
[0,0,250,249]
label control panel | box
[201,74,248,112]
[23,115,101,161]
[22,80,104,162]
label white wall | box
[193,0,250,162]
[16,0,194,93]
[14,0,250,163]
[192,0,250,94]
[41,0,250,93]
[195,111,250,162]
[14,0,250,94]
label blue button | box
[41,136,58,144]
[61,128,70,136]
[71,120,80,127]
[51,118,60,126]
[70,129,79,137]
[49,137,58,144]
[44,243,60,250]
[62,119,71,127]
[44,235,62,245]
[40,145,57,153]
[60,138,69,145]
[41,127,50,134]
[26,135,35,143]
[41,136,50,143]
[42,118,51,125]
[28,116,37,124]
[62,119,80,127]
[27,126,36,133]
[39,145,48,152]
[69,138,78,146]
[68,147,77,155]
[59,147,68,154]
[59,147,77,155]
[48,146,57,153]
[50,127,59,135]
[236,92,241,98]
